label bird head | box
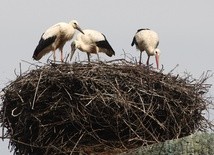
[70,20,84,34]
[154,48,160,69]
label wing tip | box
[32,54,40,60]
[105,49,115,57]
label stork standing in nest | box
[131,28,160,69]
[33,20,84,63]
[70,29,115,62]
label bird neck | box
[146,48,156,56]
[76,41,97,53]
[75,41,86,51]
[75,41,81,49]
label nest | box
[0,60,213,155]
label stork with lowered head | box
[70,29,115,62]
[131,28,160,69]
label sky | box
[0,0,214,154]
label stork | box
[131,28,160,69]
[33,20,84,62]
[70,29,115,62]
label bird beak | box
[76,26,84,34]
[155,54,159,69]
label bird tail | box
[131,37,136,46]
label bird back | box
[135,29,159,51]
[77,29,115,57]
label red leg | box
[60,49,64,62]
[96,52,100,61]
[146,55,150,66]
[139,51,142,65]
[53,51,56,63]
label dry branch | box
[0,60,213,155]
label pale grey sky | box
[1,0,214,154]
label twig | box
[1,105,6,141]
[1,60,213,154]
[19,62,22,76]
[32,71,43,109]
[70,132,85,155]
[167,64,179,76]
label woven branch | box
[0,60,213,155]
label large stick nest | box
[0,60,213,154]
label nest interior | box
[0,61,212,154]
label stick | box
[32,71,43,109]
[70,132,84,155]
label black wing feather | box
[131,28,150,47]
[131,37,137,46]
[95,40,112,50]
[137,28,150,32]
[33,34,57,59]
[95,33,115,56]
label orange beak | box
[155,54,159,69]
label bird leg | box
[139,51,143,65]
[146,55,150,66]
[53,51,56,63]
[96,53,100,62]
[87,53,91,62]
[60,49,64,62]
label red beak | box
[155,54,159,69]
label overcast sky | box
[1,0,214,154]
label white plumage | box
[33,20,84,62]
[70,29,115,62]
[131,28,160,69]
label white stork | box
[131,28,160,69]
[70,29,115,62]
[33,20,84,62]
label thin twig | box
[0,60,213,154]
[70,132,85,155]
[32,71,43,109]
